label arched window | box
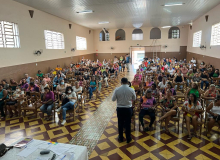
[168,27,180,39]
[150,27,161,39]
[132,28,143,40]
[99,30,109,41]
[115,29,125,41]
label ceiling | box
[14,0,220,29]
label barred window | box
[193,30,202,47]
[0,21,20,48]
[44,30,65,49]
[168,27,180,39]
[211,22,220,46]
[76,36,87,50]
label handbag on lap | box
[0,143,13,157]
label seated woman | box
[158,77,167,91]
[134,70,142,81]
[72,81,83,99]
[37,70,44,78]
[158,89,177,133]
[57,86,77,125]
[144,77,154,90]
[162,82,176,97]
[40,87,55,121]
[167,67,175,79]
[27,82,40,92]
[186,69,194,86]
[113,63,119,78]
[43,74,51,84]
[149,83,159,97]
[89,76,97,100]
[186,82,201,99]
[53,73,63,90]
[9,79,18,91]
[40,80,49,99]
[56,79,69,99]
[141,64,147,71]
[20,78,29,91]
[206,95,220,137]
[77,75,86,87]
[84,71,91,81]
[203,84,219,106]
[1,80,9,90]
[182,93,203,140]
[6,86,24,118]
[181,66,189,80]
[0,84,9,118]
[173,72,184,90]
[139,90,157,131]
[131,76,142,95]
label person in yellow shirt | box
[55,65,62,71]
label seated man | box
[200,70,210,90]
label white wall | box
[94,26,188,53]
[187,4,220,58]
[0,0,94,68]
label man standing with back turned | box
[112,78,136,143]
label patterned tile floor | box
[0,71,125,147]
[89,68,220,160]
[2,66,220,160]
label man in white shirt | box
[112,78,136,143]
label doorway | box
[132,50,145,69]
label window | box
[150,28,161,39]
[115,29,125,41]
[168,27,180,39]
[193,31,202,47]
[76,36,87,50]
[211,22,220,46]
[99,30,109,41]
[0,21,20,48]
[44,30,65,49]
[132,29,143,40]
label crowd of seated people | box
[128,56,220,140]
[0,56,130,125]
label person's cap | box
[210,84,215,87]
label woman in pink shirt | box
[43,74,51,84]
[134,70,142,81]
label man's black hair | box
[121,78,128,84]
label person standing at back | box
[125,54,130,72]
[112,78,136,143]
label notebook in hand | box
[14,138,33,148]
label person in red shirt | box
[144,60,148,68]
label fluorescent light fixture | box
[161,26,171,28]
[98,21,109,24]
[76,10,94,14]
[162,3,185,6]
